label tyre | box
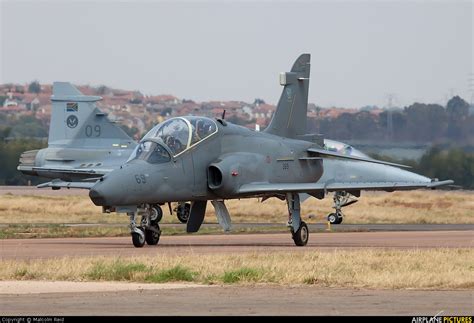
[150,206,163,223]
[292,221,309,246]
[145,225,161,245]
[327,213,338,224]
[335,215,343,224]
[177,202,190,223]
[132,230,145,248]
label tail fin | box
[264,54,311,138]
[49,82,134,148]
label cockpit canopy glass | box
[323,139,369,158]
[128,141,171,164]
[143,117,218,156]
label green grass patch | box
[145,265,196,283]
[86,260,148,281]
[0,224,130,239]
[222,267,264,284]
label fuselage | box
[89,118,323,206]
[89,116,432,208]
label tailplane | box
[49,82,134,148]
[264,54,311,139]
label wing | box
[307,147,411,168]
[17,165,112,181]
[37,179,98,190]
[238,179,454,195]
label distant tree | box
[0,139,47,185]
[404,103,447,142]
[446,96,470,140]
[96,85,109,95]
[28,81,41,94]
[372,146,474,189]
[253,98,266,105]
[0,126,11,139]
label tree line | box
[311,96,473,144]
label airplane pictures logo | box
[66,102,78,112]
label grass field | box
[0,190,472,225]
[1,249,472,289]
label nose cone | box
[89,186,107,206]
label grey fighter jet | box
[51,54,454,247]
[17,82,136,187]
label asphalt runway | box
[1,230,472,260]
[1,283,472,316]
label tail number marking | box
[85,125,101,137]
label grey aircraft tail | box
[264,54,311,139]
[48,82,134,148]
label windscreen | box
[127,141,171,164]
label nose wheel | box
[326,191,358,225]
[129,205,163,248]
[132,229,146,248]
[327,212,343,224]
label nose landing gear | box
[326,191,358,224]
[129,204,163,248]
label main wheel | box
[327,213,343,224]
[145,224,161,245]
[292,221,309,246]
[132,230,145,248]
[176,202,190,223]
[150,206,163,223]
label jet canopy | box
[323,139,369,158]
[141,116,218,156]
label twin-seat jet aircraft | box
[19,54,452,247]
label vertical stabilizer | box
[49,82,134,148]
[264,54,311,138]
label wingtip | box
[427,179,454,188]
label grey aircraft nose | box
[89,187,106,206]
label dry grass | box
[1,190,471,225]
[225,190,474,224]
[1,249,472,289]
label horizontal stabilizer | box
[307,147,411,168]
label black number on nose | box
[135,174,147,184]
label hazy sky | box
[1,0,472,108]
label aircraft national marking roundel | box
[66,115,79,128]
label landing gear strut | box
[286,193,309,246]
[129,205,162,248]
[327,191,358,224]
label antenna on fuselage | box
[221,109,226,120]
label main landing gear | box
[175,202,190,223]
[129,204,163,248]
[326,191,358,224]
[286,193,309,246]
